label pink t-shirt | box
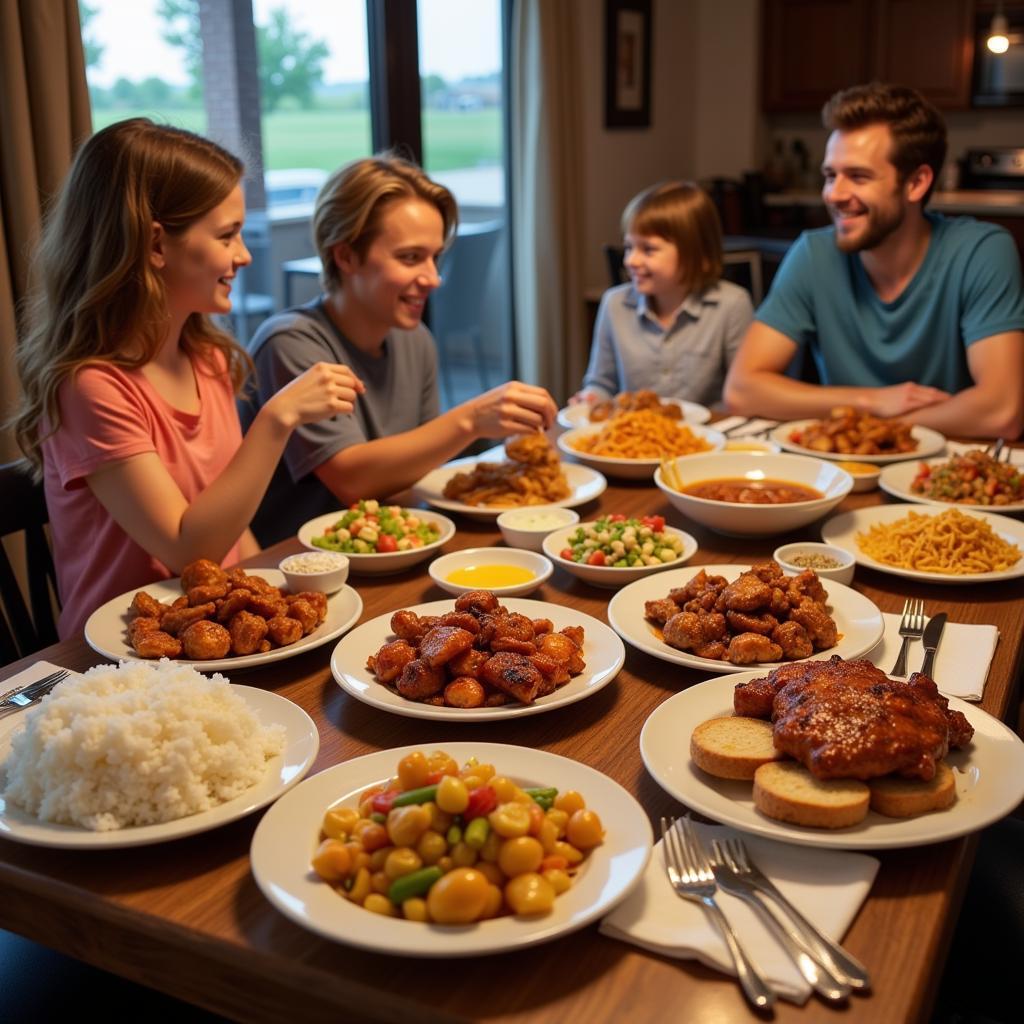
[43,352,246,638]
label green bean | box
[391,784,438,807]
[446,823,463,846]
[387,866,443,905]
[464,816,490,850]
[369,812,387,825]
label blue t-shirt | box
[755,213,1024,393]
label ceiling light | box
[988,11,1010,54]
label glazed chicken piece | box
[663,611,726,651]
[528,651,569,693]
[727,632,783,664]
[229,610,268,656]
[216,588,252,623]
[368,639,418,683]
[644,598,681,625]
[180,558,228,593]
[560,625,585,649]
[771,620,814,660]
[489,613,537,656]
[444,677,487,709]
[535,630,585,675]
[287,591,328,625]
[128,615,160,645]
[266,615,302,647]
[180,620,232,660]
[128,591,164,620]
[286,597,321,635]
[396,658,447,700]
[693,640,727,660]
[160,602,217,637]
[454,590,499,616]
[447,647,489,678]
[726,610,778,636]
[419,625,475,668]
[788,597,839,650]
[436,611,481,634]
[785,569,828,607]
[480,652,544,704]
[129,616,182,658]
[749,560,786,586]
[390,610,438,643]
[187,580,230,606]
[248,592,288,620]
[505,432,558,466]
[718,572,774,612]
[532,618,554,636]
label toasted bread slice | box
[868,761,957,818]
[690,716,782,780]
[753,761,870,829]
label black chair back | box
[0,461,59,664]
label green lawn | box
[91,106,500,172]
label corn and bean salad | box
[559,514,683,567]
[312,750,604,923]
[911,450,1024,507]
[312,500,441,554]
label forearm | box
[725,369,880,420]
[908,387,1024,440]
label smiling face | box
[336,197,445,333]
[622,231,683,304]
[154,184,251,317]
[821,124,915,253]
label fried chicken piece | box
[769,587,792,618]
[663,611,727,651]
[733,660,815,718]
[505,432,558,466]
[726,610,779,636]
[719,572,773,612]
[131,620,182,659]
[771,620,814,660]
[692,640,727,660]
[535,630,581,669]
[480,652,544,704]
[454,590,499,616]
[229,610,268,656]
[160,602,217,637]
[127,615,160,646]
[788,597,838,650]
[560,625,584,649]
[128,591,163,620]
[490,613,537,655]
[484,690,509,707]
[216,588,252,623]
[248,593,288,620]
[181,620,232,660]
[528,652,569,694]
[447,647,489,678]
[786,569,828,607]
[287,591,328,625]
[749,560,786,585]
[396,658,447,700]
[727,632,783,664]
[444,677,487,709]
[645,598,681,625]
[436,611,481,634]
[180,559,227,593]
[668,570,727,605]
[419,626,475,668]
[368,639,418,683]
[266,615,302,647]
[187,581,229,606]
[532,618,554,635]
[390,610,438,643]
[286,598,320,635]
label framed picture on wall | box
[604,0,652,129]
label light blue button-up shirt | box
[582,280,753,406]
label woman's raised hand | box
[468,381,557,438]
[264,362,365,430]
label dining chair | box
[0,461,59,664]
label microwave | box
[974,10,1024,106]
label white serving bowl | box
[831,460,882,492]
[773,541,856,586]
[427,547,553,597]
[542,522,698,588]
[296,508,455,575]
[655,451,854,537]
[497,507,580,552]
[278,551,350,594]
[556,423,726,480]
[723,436,782,454]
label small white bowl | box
[278,551,350,594]
[542,522,698,589]
[427,547,553,597]
[773,542,856,586]
[832,460,882,492]
[724,437,782,454]
[497,507,580,552]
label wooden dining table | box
[1,470,1021,1024]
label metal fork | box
[0,669,69,718]
[661,816,776,1010]
[717,838,870,992]
[710,840,850,1002]
[890,598,925,677]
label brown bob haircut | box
[821,82,947,204]
[621,181,724,295]
[313,152,458,293]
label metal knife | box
[919,612,948,679]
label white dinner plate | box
[84,569,363,672]
[878,456,1024,516]
[0,685,319,849]
[412,459,607,521]
[640,671,1024,850]
[607,564,884,674]
[250,741,652,955]
[772,420,946,464]
[330,598,625,721]
[297,508,457,574]
[556,423,726,481]
[821,504,1024,585]
[556,397,712,430]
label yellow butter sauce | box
[446,564,536,588]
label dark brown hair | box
[822,82,947,203]
[621,181,724,295]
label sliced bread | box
[869,761,957,818]
[690,716,782,780]
[753,761,870,829]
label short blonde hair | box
[621,181,724,295]
[313,153,458,293]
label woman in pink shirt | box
[11,119,363,637]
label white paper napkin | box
[867,613,998,701]
[0,660,68,703]
[712,416,780,437]
[600,822,878,1005]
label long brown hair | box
[13,118,253,476]
[313,152,458,294]
[622,181,724,296]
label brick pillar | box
[198,0,266,210]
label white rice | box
[2,660,285,831]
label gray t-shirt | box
[239,297,440,545]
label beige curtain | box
[510,0,585,404]
[0,0,92,462]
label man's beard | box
[832,202,905,253]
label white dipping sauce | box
[280,552,348,574]
[501,510,573,531]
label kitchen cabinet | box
[763,0,973,112]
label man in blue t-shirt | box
[724,83,1024,439]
